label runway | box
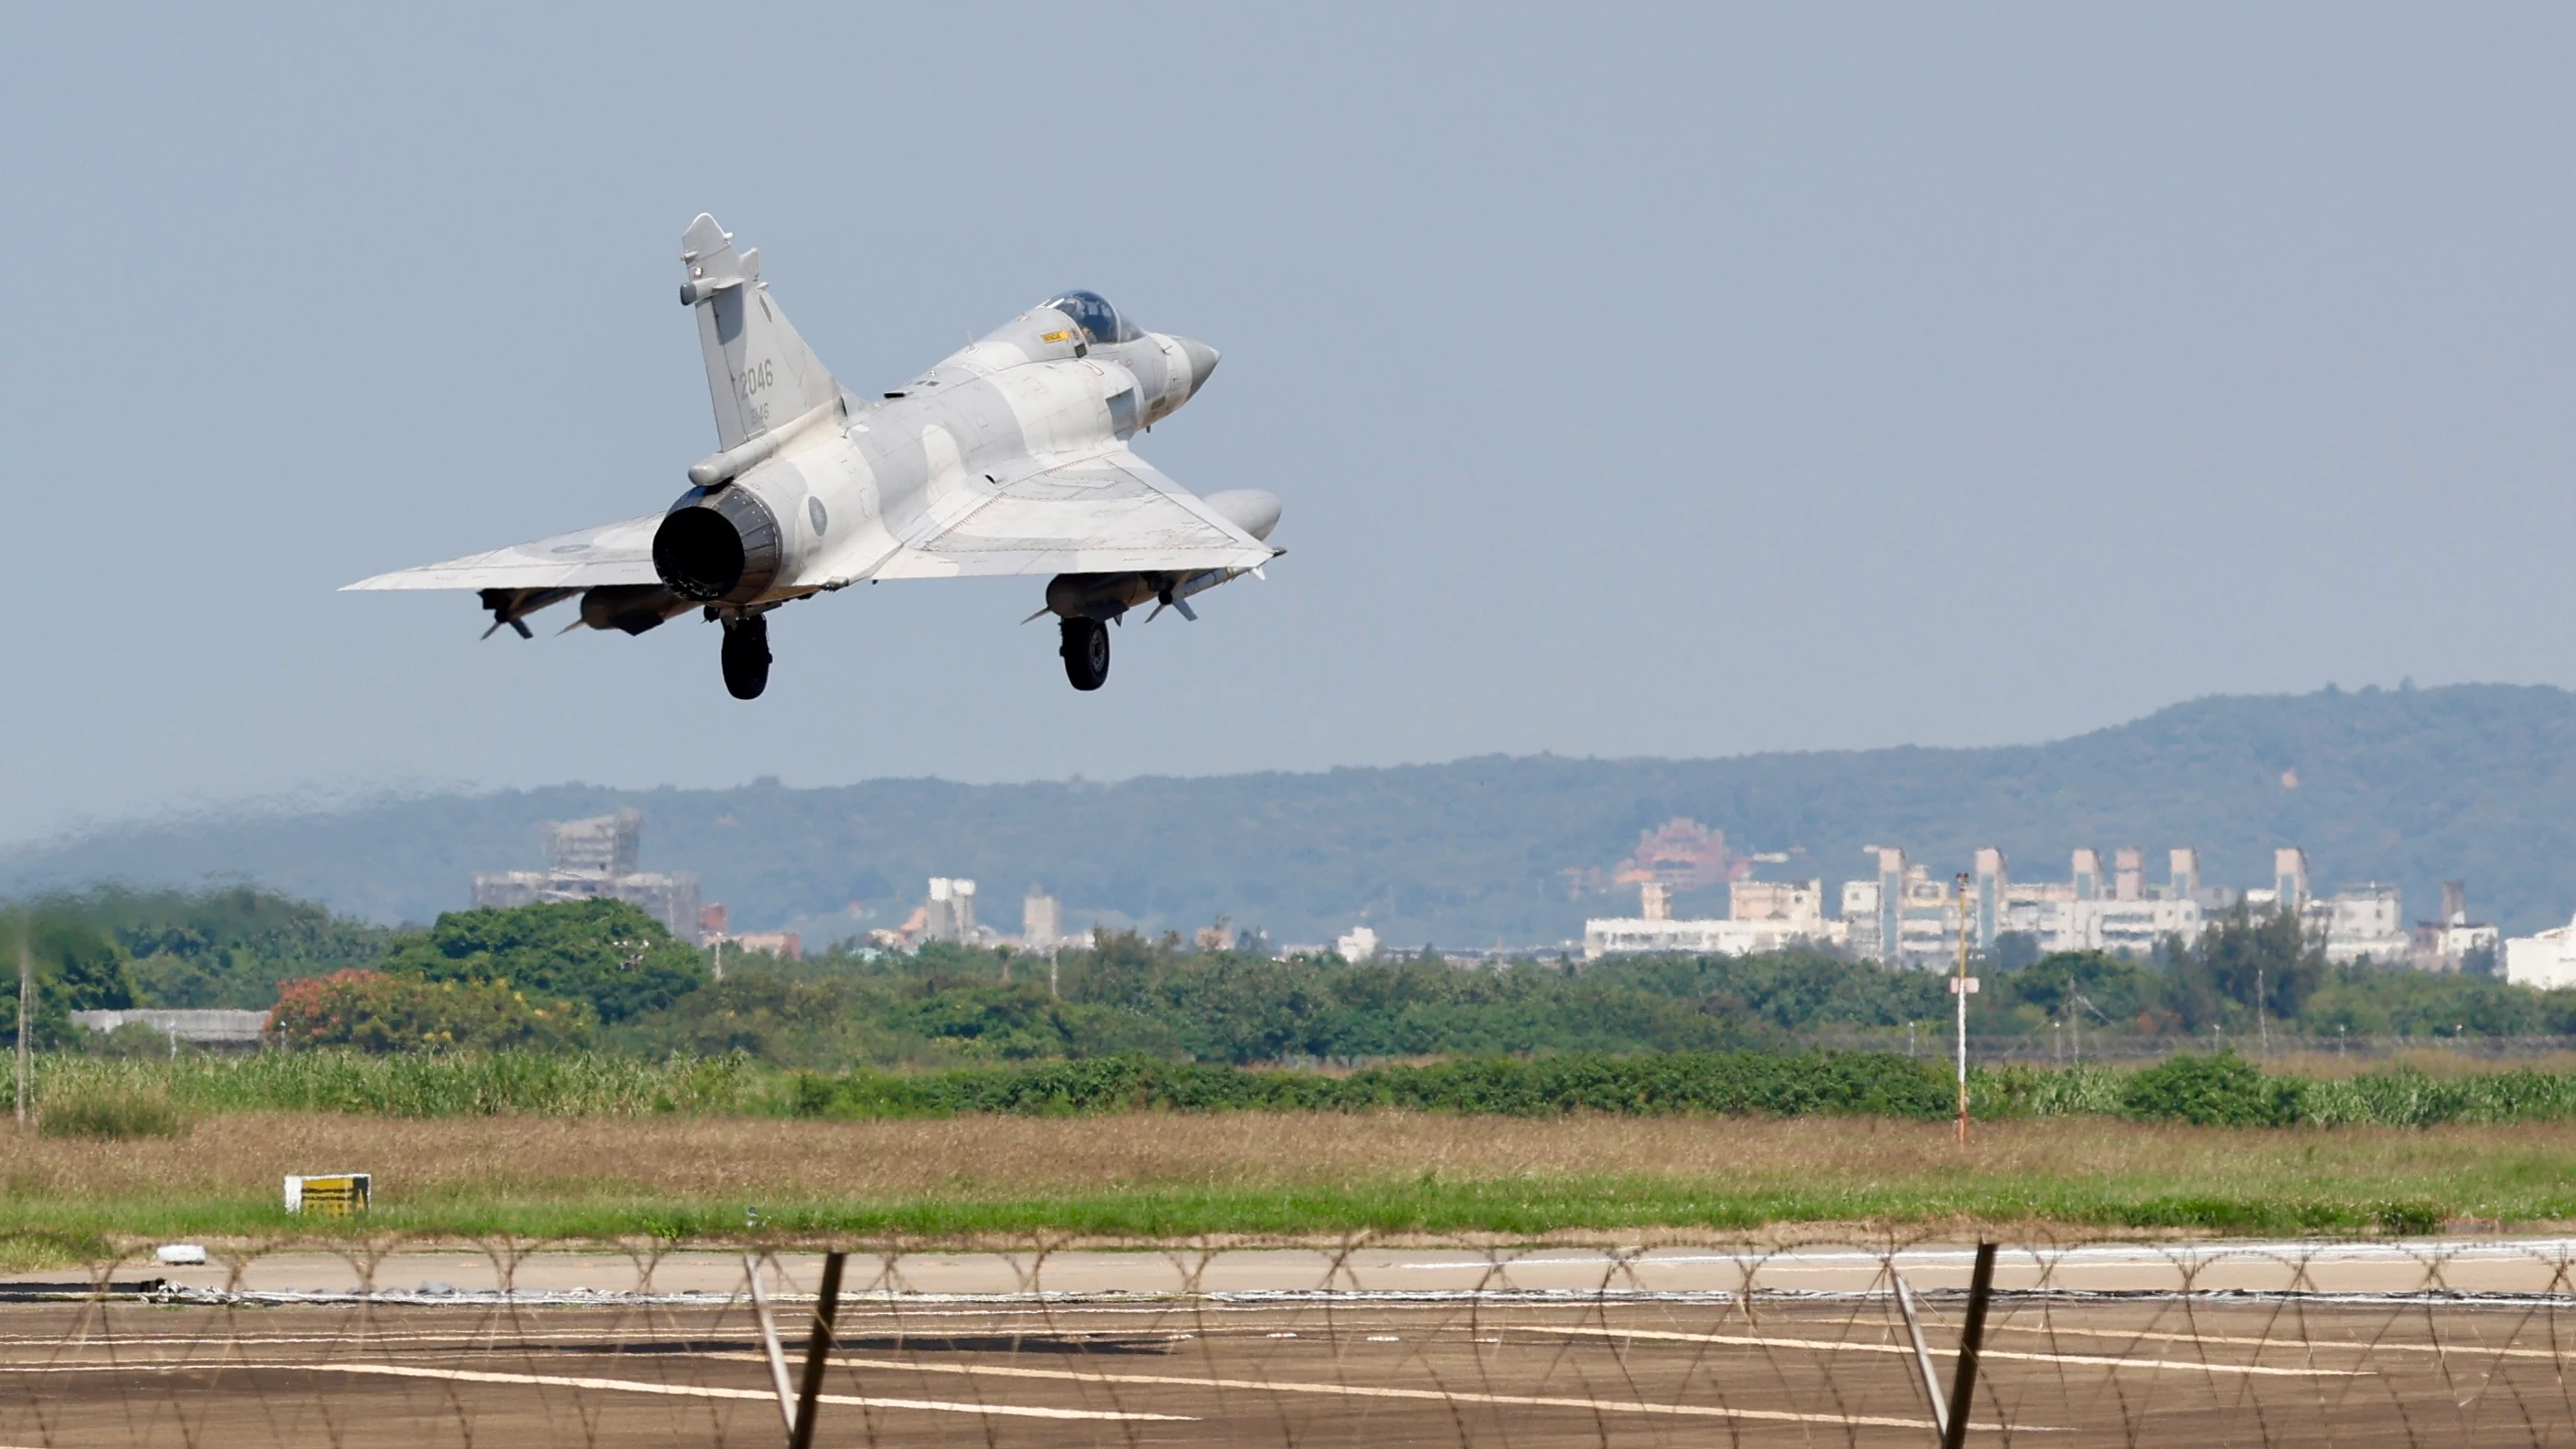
[54,1236,2576,1301]
[5,1242,2574,1444]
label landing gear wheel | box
[720,615,771,700]
[1060,617,1109,692]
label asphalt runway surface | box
[53,1238,2576,1299]
[7,1243,2576,1445]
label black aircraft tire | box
[720,616,771,701]
[1060,618,1109,692]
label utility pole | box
[2255,964,2268,1057]
[1952,873,1977,1148]
[16,911,30,1132]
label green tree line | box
[15,887,2576,1064]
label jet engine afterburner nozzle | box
[653,486,784,603]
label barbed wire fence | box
[6,1233,2576,1445]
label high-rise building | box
[1022,888,1062,950]
[546,811,641,876]
[1639,883,1673,921]
[2274,848,2310,915]
[2169,848,2200,902]
[2072,849,2102,903]
[1840,879,1883,959]
[471,809,702,943]
[1973,848,2007,949]
[923,878,982,943]
[1874,847,1905,966]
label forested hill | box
[7,682,2576,945]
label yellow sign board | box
[284,1173,371,1216]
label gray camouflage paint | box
[347,213,1280,641]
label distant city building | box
[2274,847,2312,915]
[1831,842,2430,968]
[728,932,801,960]
[1585,876,1845,960]
[1731,879,1825,927]
[1839,878,1883,960]
[71,1009,267,1046]
[472,809,703,944]
[921,878,980,944]
[2507,916,2576,989]
[1986,849,2203,964]
[549,811,641,875]
[1022,888,1062,951]
[2320,883,2410,964]
[2413,883,2499,973]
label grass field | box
[42,1047,2576,1126]
[3,1109,2566,1266]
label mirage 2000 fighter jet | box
[347,214,1282,699]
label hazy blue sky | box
[4,5,2571,841]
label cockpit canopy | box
[1042,290,1141,346]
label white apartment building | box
[1585,838,2440,969]
[1584,876,1845,960]
[2318,883,2411,964]
[2507,918,2576,989]
[1990,848,2203,957]
[1844,843,2415,967]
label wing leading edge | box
[865,448,1274,581]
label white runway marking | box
[1989,1320,2576,1362]
[709,1350,2029,1432]
[1,1360,1188,1421]
[1521,1324,2362,1376]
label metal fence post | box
[1939,1243,1998,1449]
[1892,1271,1947,1440]
[787,1250,846,1449]
[745,1255,797,1433]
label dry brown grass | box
[6,1110,2572,1212]
[2263,1045,2576,1078]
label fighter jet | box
[346,214,1282,699]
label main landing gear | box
[1060,617,1109,691]
[720,613,771,700]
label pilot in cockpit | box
[1042,290,1141,347]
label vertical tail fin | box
[679,214,841,451]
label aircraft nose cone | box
[1176,336,1220,398]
